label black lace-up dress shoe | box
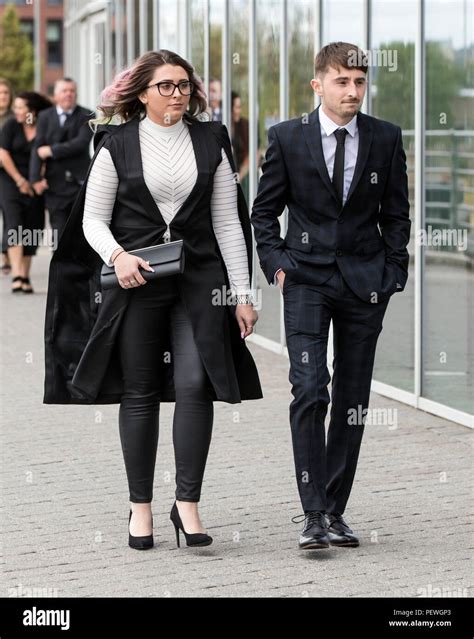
[326,513,359,547]
[292,511,330,550]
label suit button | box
[336,249,343,256]
[337,218,344,224]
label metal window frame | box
[115,0,124,71]
[414,0,424,405]
[279,0,288,349]
[249,0,258,298]
[203,0,210,99]
[126,0,134,65]
[152,0,160,50]
[139,0,147,54]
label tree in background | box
[374,41,465,130]
[0,3,34,94]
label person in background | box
[29,78,93,248]
[209,78,222,122]
[0,77,13,275]
[0,91,51,293]
[230,91,249,203]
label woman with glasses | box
[43,50,263,550]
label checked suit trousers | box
[282,265,389,515]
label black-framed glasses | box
[147,81,194,97]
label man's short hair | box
[314,42,368,77]
[54,77,76,91]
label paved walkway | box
[1,248,472,598]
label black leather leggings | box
[117,275,214,503]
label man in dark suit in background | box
[29,77,93,248]
[251,42,411,550]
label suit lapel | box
[343,111,373,207]
[304,107,340,208]
[123,116,210,228]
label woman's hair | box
[0,77,13,111]
[15,91,52,117]
[92,49,208,128]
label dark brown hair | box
[314,42,368,77]
[96,50,208,125]
[16,91,52,117]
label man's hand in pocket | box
[277,269,286,291]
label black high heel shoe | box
[128,509,154,550]
[170,501,213,548]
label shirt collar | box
[319,105,358,138]
[56,106,74,116]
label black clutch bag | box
[100,239,185,290]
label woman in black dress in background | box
[0,91,51,292]
[0,77,13,275]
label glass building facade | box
[63,0,473,427]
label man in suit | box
[30,77,93,248]
[251,42,411,550]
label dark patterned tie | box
[332,127,348,204]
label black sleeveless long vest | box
[43,115,263,405]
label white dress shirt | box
[273,106,359,285]
[56,105,74,127]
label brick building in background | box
[0,0,64,98]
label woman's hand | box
[235,303,258,339]
[114,252,155,289]
[18,179,34,197]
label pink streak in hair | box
[99,68,133,108]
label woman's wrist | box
[16,176,26,188]
[111,247,126,264]
[235,292,253,305]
